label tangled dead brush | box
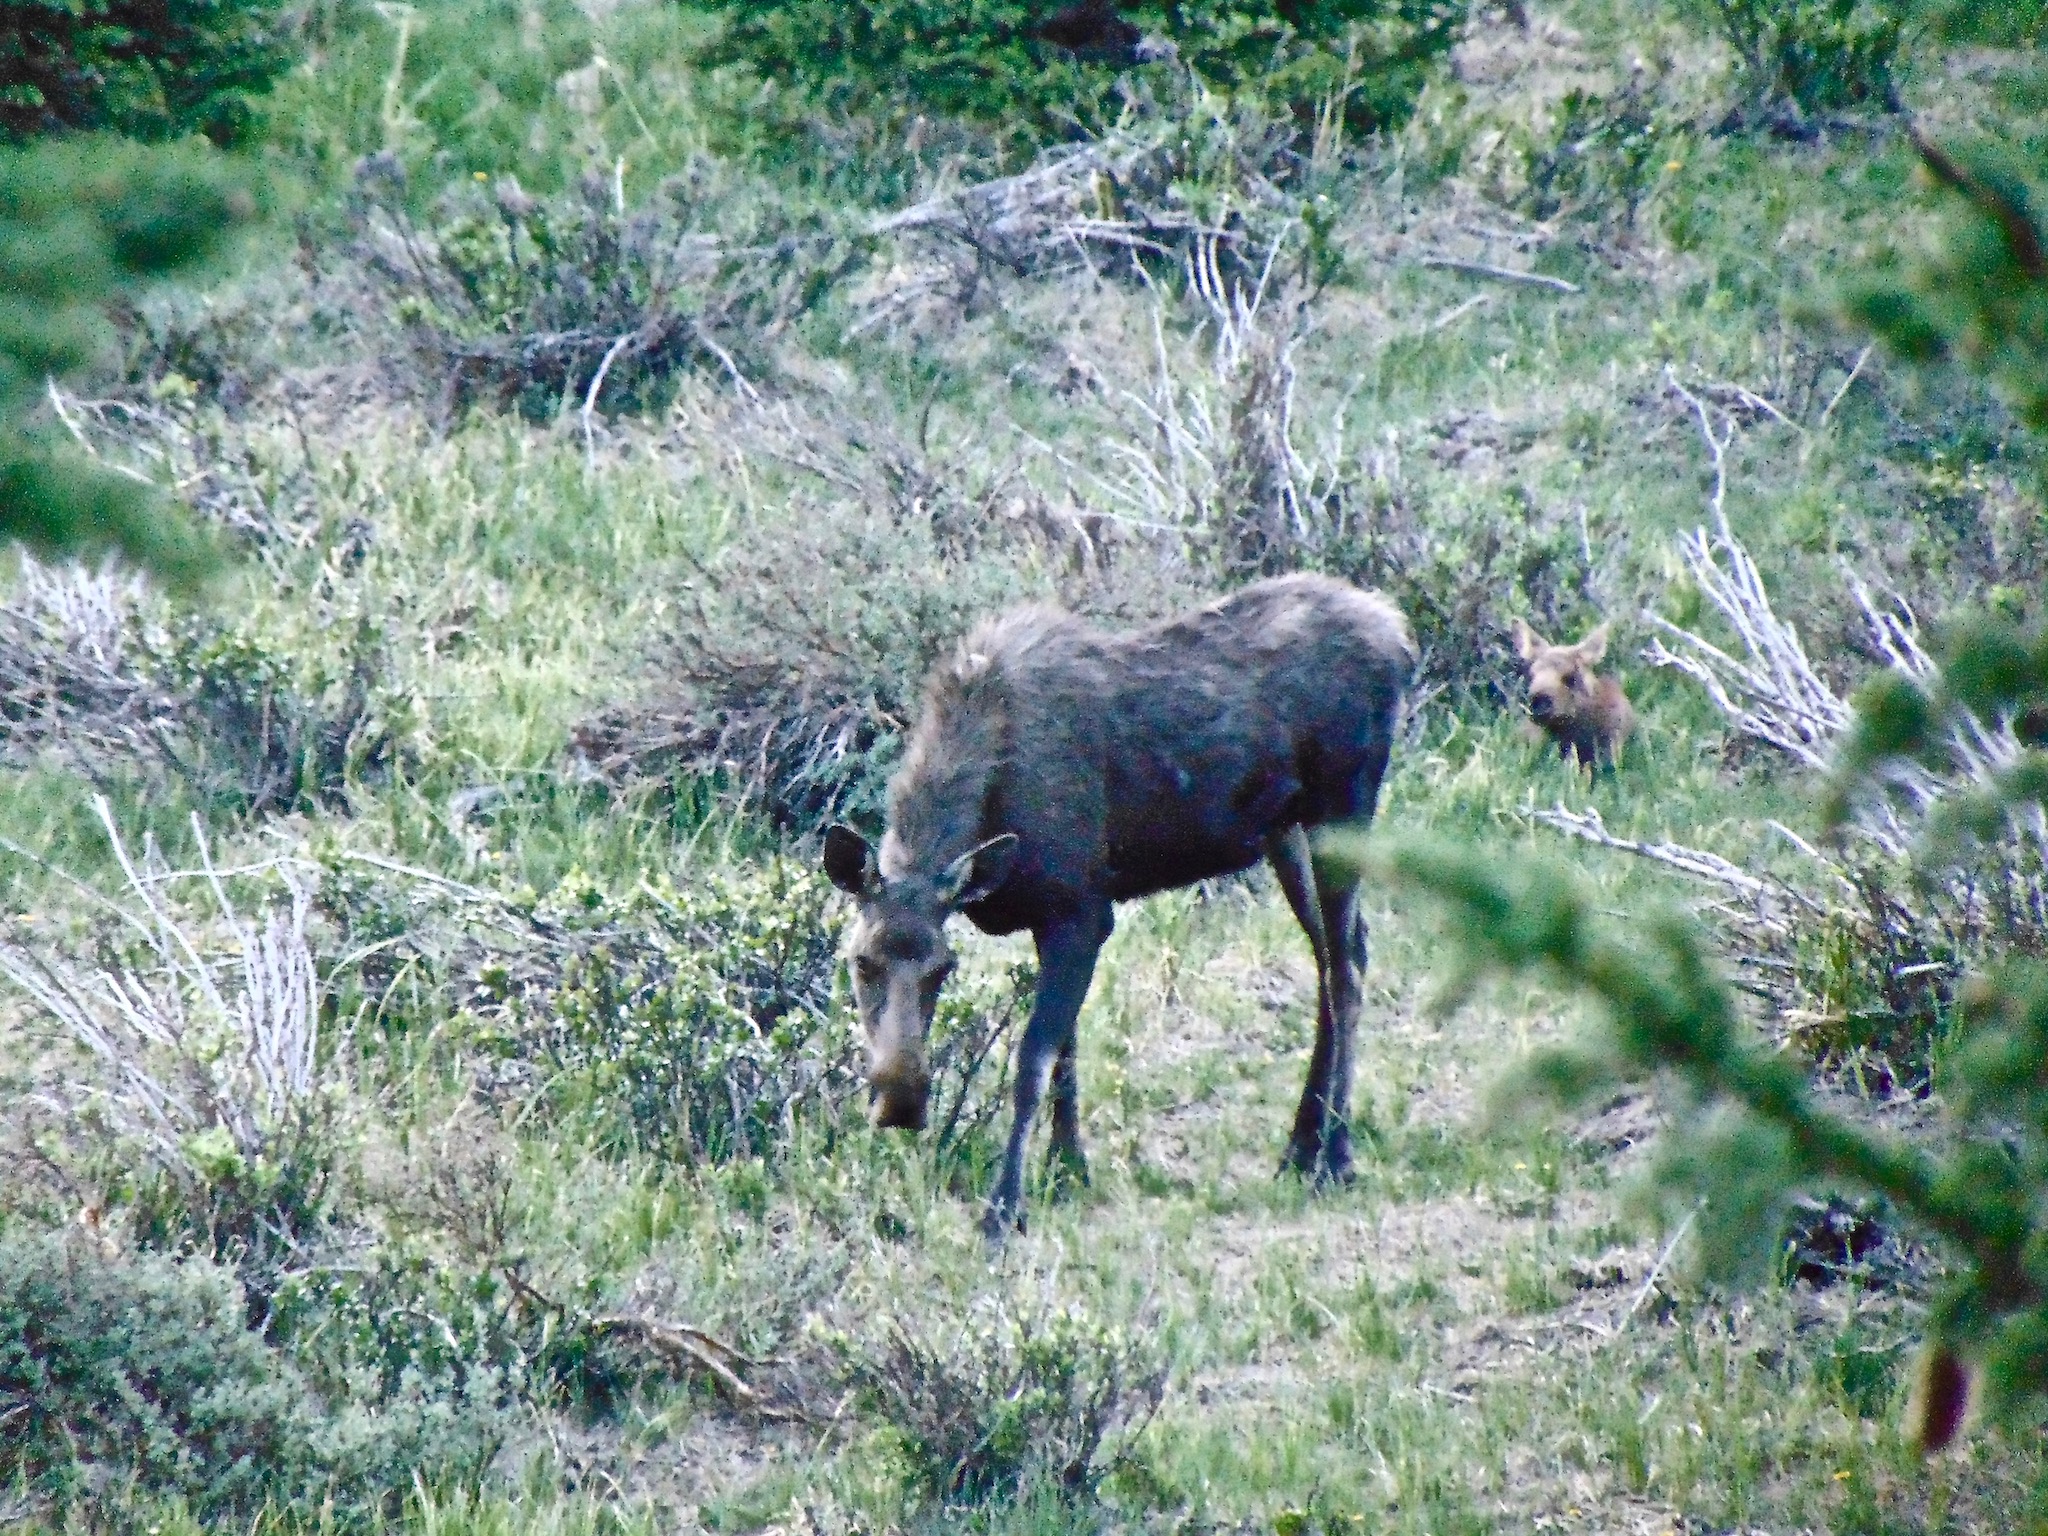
[0,544,402,815]
[572,384,1097,829]
[0,553,172,772]
[354,155,865,421]
[569,507,1051,831]
[857,85,1319,335]
[41,385,323,570]
[1049,249,1589,698]
[1026,238,1344,587]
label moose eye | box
[853,957,883,987]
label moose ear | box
[822,824,879,896]
[1575,622,1611,665]
[1508,617,1547,662]
[934,833,1019,909]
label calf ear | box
[823,824,879,896]
[1575,622,1611,665]
[1508,617,1546,662]
[935,833,1020,908]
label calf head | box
[822,824,1019,1132]
[1510,619,1608,724]
[1510,618,1627,767]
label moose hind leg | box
[1267,826,1335,1177]
[1311,874,1366,1186]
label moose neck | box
[881,629,1017,883]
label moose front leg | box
[983,910,1108,1241]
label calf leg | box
[1268,825,1336,1178]
[983,909,1108,1241]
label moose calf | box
[823,574,1414,1241]
[1508,618,1633,772]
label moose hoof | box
[1313,1159,1358,1191]
[979,1203,1026,1245]
[1046,1145,1091,1196]
[1316,1132,1357,1188]
[1278,1141,1319,1179]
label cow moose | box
[1508,618,1634,773]
[822,573,1414,1240]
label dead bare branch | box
[1417,255,1580,293]
[9,796,323,1182]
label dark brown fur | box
[824,574,1414,1239]
[1509,618,1633,773]
[1033,1,1142,58]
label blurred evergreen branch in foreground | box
[0,137,256,582]
[1363,76,2048,1453]
[1365,812,2042,1453]
[1,0,292,146]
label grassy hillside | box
[3,1,2047,1531]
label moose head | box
[822,824,1018,1131]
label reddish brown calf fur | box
[1509,618,1633,773]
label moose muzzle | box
[869,1059,932,1131]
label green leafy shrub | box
[697,0,1463,144]
[454,854,1034,1171]
[0,0,292,146]
[1692,0,1903,125]
[356,156,863,420]
[0,1234,501,1524]
[1314,472,1595,702]
[0,136,255,578]
[476,861,854,1161]
[829,1291,1165,1504]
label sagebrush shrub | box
[829,1293,1165,1504]
[0,1236,313,1515]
